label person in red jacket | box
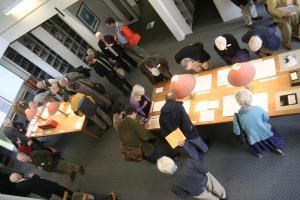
[105,17,150,60]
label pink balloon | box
[228,62,256,87]
[170,74,196,99]
[47,102,61,115]
[25,108,38,121]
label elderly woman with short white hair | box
[233,89,285,158]
[157,156,226,200]
[130,84,150,118]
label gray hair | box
[235,89,253,106]
[157,156,177,175]
[86,48,95,56]
[9,173,22,183]
[131,84,145,97]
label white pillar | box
[0,36,9,58]
[213,0,242,22]
[148,0,192,41]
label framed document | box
[77,3,100,33]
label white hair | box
[86,48,95,56]
[248,36,263,52]
[95,32,103,38]
[235,89,253,106]
[157,156,177,175]
[131,84,145,97]
[34,91,50,104]
[215,36,227,51]
[9,173,22,183]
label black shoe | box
[246,24,255,29]
[268,22,277,27]
[70,171,76,181]
[251,16,263,21]
[79,165,85,175]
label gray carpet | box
[9,1,300,200]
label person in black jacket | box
[175,43,211,73]
[159,93,208,160]
[0,172,28,197]
[214,34,250,65]
[86,50,132,95]
[157,157,226,200]
[9,173,72,199]
[231,0,263,27]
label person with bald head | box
[10,173,72,199]
[95,31,137,72]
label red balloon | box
[25,107,38,121]
[170,74,196,99]
[227,62,256,87]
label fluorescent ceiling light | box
[3,0,30,15]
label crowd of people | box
[1,1,297,197]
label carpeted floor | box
[9,1,300,200]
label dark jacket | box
[175,43,211,64]
[138,55,172,84]
[118,117,155,156]
[1,126,28,146]
[171,159,208,198]
[231,0,248,6]
[0,173,29,196]
[16,174,69,199]
[101,34,126,55]
[242,26,280,52]
[91,57,115,77]
[29,150,59,172]
[159,100,198,139]
[214,34,250,65]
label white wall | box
[212,0,242,22]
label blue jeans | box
[183,137,208,160]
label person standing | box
[112,103,126,132]
[241,26,281,56]
[233,90,285,158]
[16,150,85,181]
[159,93,208,161]
[157,157,226,200]
[105,17,150,59]
[231,0,263,27]
[130,84,151,119]
[95,32,136,72]
[9,173,72,199]
[138,55,172,84]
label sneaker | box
[251,16,263,21]
[276,149,284,155]
[246,24,255,29]
[256,154,263,158]
[70,171,76,181]
[79,165,85,175]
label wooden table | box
[26,102,101,141]
[147,50,300,130]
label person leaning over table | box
[130,84,151,120]
[233,89,285,158]
[9,173,73,199]
[175,42,211,73]
[267,0,300,49]
[241,25,281,57]
[157,156,227,200]
[138,55,172,84]
[214,34,250,65]
[16,149,85,181]
[159,93,208,161]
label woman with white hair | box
[157,156,226,200]
[130,84,151,118]
[242,26,280,57]
[233,89,285,158]
[214,34,250,65]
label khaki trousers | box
[241,0,258,25]
[193,172,226,200]
[55,159,81,175]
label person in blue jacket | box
[233,89,285,158]
[242,26,281,57]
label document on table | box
[222,92,268,117]
[251,58,277,80]
[155,87,164,93]
[217,68,230,86]
[199,110,215,122]
[152,100,166,112]
[183,101,191,113]
[192,74,212,93]
[148,116,160,129]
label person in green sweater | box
[16,150,84,181]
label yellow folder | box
[165,128,186,149]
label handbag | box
[234,113,249,145]
[120,143,142,161]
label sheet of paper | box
[290,72,298,80]
[148,116,160,129]
[252,58,277,80]
[152,100,166,112]
[208,100,219,109]
[41,109,49,119]
[217,68,231,86]
[278,5,297,15]
[252,92,268,111]
[66,105,74,115]
[75,121,83,130]
[192,74,212,93]
[183,101,190,113]
[199,110,215,122]
[155,87,164,93]
[288,94,297,104]
[165,128,186,149]
[195,101,209,112]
